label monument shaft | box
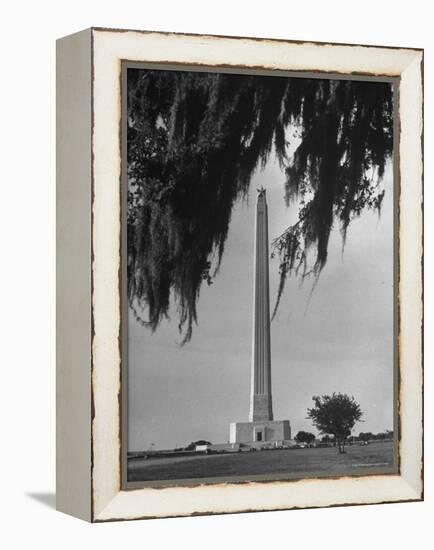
[229,187,290,445]
[250,189,273,422]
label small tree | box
[359,432,373,443]
[184,440,212,451]
[294,431,316,445]
[307,393,363,453]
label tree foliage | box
[127,69,393,343]
[307,393,363,453]
[294,430,316,445]
[358,430,393,442]
[184,440,212,450]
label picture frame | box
[56,27,423,522]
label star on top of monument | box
[257,186,266,197]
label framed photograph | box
[56,28,423,522]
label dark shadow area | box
[26,492,56,510]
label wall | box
[230,421,291,443]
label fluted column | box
[249,187,273,422]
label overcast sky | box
[128,154,394,451]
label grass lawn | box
[127,440,395,483]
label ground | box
[127,440,395,483]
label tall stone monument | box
[230,187,291,444]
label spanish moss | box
[127,69,392,343]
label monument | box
[230,187,291,445]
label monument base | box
[229,419,291,444]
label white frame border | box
[91,29,423,522]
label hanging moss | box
[127,69,393,343]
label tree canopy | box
[184,440,212,450]
[127,69,393,343]
[307,393,363,453]
[294,431,316,445]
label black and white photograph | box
[1,0,429,539]
[124,66,397,485]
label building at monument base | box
[230,420,291,444]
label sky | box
[128,155,394,451]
